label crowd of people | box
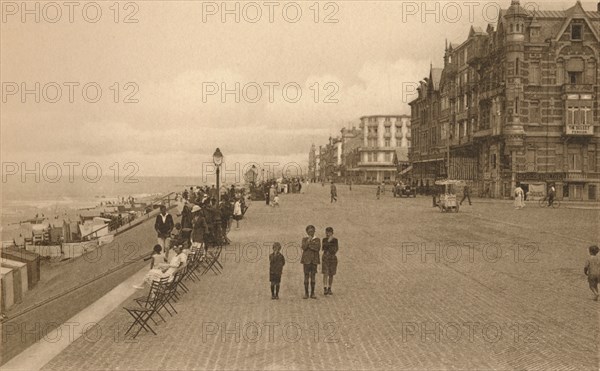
[133,186,248,289]
[160,187,247,256]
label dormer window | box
[571,24,582,40]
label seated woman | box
[133,245,185,289]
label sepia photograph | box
[1,0,599,369]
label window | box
[491,153,497,169]
[385,139,391,147]
[568,71,582,84]
[571,24,582,40]
[385,126,391,134]
[515,58,519,75]
[529,62,540,85]
[568,152,581,171]
[385,153,392,162]
[567,105,593,125]
[529,101,540,124]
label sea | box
[1,176,205,225]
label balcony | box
[565,172,600,181]
[473,128,493,138]
[456,111,468,122]
[562,84,594,95]
[449,135,473,147]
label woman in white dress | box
[134,245,185,289]
[233,198,243,228]
[514,183,525,209]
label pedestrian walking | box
[301,225,321,299]
[381,182,386,195]
[321,227,338,296]
[180,201,193,242]
[330,182,337,203]
[349,180,352,191]
[514,183,525,209]
[460,184,472,206]
[191,205,208,256]
[269,185,276,206]
[584,245,600,301]
[548,183,556,207]
[376,185,381,199]
[233,198,243,228]
[269,242,285,300]
[155,205,174,258]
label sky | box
[1,0,594,177]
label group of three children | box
[269,225,339,300]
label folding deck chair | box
[123,280,167,339]
[134,277,174,320]
[200,244,223,276]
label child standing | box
[584,245,600,301]
[269,242,285,299]
[321,227,338,295]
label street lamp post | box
[213,148,223,203]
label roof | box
[533,10,600,20]
[431,68,443,90]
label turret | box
[505,0,528,42]
[502,0,528,146]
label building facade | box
[345,115,412,183]
[308,144,317,182]
[410,0,600,200]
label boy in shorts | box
[269,242,285,299]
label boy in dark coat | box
[321,227,339,295]
[269,242,285,300]
[301,225,321,299]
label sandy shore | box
[1,193,168,242]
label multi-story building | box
[345,115,411,183]
[308,144,317,182]
[317,137,343,182]
[340,126,362,182]
[410,0,600,200]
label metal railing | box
[80,192,176,240]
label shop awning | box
[400,165,413,175]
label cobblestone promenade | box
[41,185,599,370]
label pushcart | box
[434,180,465,213]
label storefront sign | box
[526,183,546,201]
[516,172,565,181]
[566,124,593,135]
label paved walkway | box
[27,185,600,369]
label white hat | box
[191,205,201,213]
